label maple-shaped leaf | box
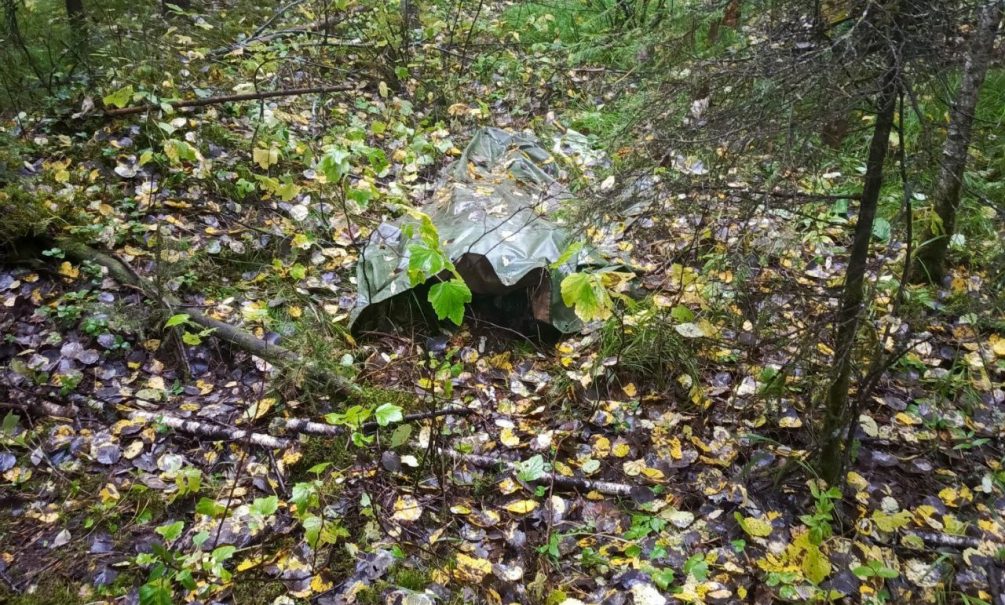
[428,278,471,325]
[407,241,447,285]
[561,272,613,322]
[102,85,133,109]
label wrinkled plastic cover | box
[350,127,589,333]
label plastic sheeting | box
[349,127,592,334]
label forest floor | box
[1,2,1004,605]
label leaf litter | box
[0,1,1004,605]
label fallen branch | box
[281,406,476,437]
[56,238,361,396]
[0,399,78,418]
[439,449,651,501]
[99,85,355,118]
[131,411,292,449]
[903,530,987,551]
[10,397,643,498]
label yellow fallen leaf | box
[245,397,275,421]
[612,441,631,458]
[895,412,921,426]
[990,334,1005,357]
[669,436,684,460]
[802,544,831,584]
[391,495,423,522]
[498,477,521,495]
[623,459,646,477]
[58,262,79,279]
[454,553,492,582]
[736,514,773,537]
[310,574,333,593]
[592,436,611,458]
[253,146,279,169]
[99,483,120,504]
[504,500,539,514]
[500,427,520,447]
[622,383,637,397]
[641,466,665,481]
[872,510,912,532]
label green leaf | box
[319,148,351,182]
[428,279,471,325]
[211,545,236,563]
[155,520,184,542]
[390,424,412,448]
[560,272,613,322]
[181,332,202,346]
[251,496,278,517]
[302,514,322,548]
[872,216,891,241]
[307,462,332,475]
[195,497,225,518]
[374,403,404,427]
[684,554,709,581]
[164,314,190,328]
[549,240,584,269]
[651,568,675,590]
[192,530,210,548]
[291,481,319,516]
[852,565,874,578]
[2,412,19,436]
[103,85,134,109]
[407,241,447,285]
[163,139,197,164]
[139,578,172,605]
[670,305,694,322]
[516,454,548,482]
[875,566,899,579]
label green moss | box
[357,386,414,410]
[231,579,287,604]
[0,186,57,245]
[290,435,357,484]
[1,577,86,605]
[391,566,432,591]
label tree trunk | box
[65,0,86,42]
[65,0,84,22]
[818,67,899,486]
[911,1,1002,284]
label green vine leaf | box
[560,271,613,322]
[428,278,471,325]
[102,85,134,109]
[375,403,404,426]
[407,241,447,285]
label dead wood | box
[99,85,355,118]
[439,449,650,500]
[131,410,292,449]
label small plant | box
[853,559,898,580]
[164,313,216,346]
[800,482,841,545]
[403,212,472,326]
[324,402,403,447]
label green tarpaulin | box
[349,127,597,334]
